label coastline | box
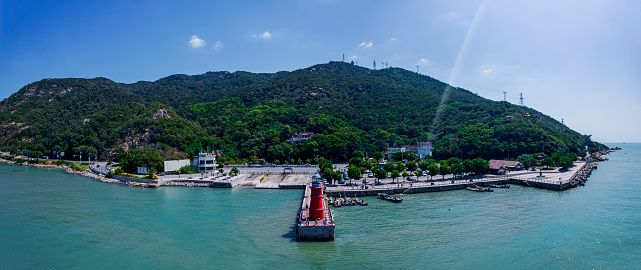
[0,158,125,185]
[2,146,615,190]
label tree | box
[416,169,423,181]
[218,168,224,176]
[391,170,400,182]
[323,168,334,183]
[468,157,489,175]
[332,170,342,184]
[518,156,537,170]
[392,151,417,161]
[371,151,384,162]
[405,161,418,174]
[319,158,333,172]
[373,167,386,181]
[439,163,450,179]
[418,161,430,171]
[450,162,464,176]
[384,162,395,173]
[427,164,439,180]
[347,164,362,183]
[395,161,405,173]
[402,171,409,179]
[230,167,239,176]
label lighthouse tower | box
[309,173,325,220]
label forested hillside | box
[0,61,605,168]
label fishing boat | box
[379,193,403,203]
[467,186,494,192]
[355,198,368,206]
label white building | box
[193,152,216,172]
[137,167,149,174]
[416,142,433,160]
[164,159,191,173]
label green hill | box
[0,61,606,167]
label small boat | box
[467,186,494,192]
[379,193,403,203]
[490,184,510,188]
[333,200,342,207]
[355,198,368,206]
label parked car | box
[367,173,374,178]
[407,176,416,181]
[362,179,369,184]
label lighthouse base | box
[296,224,335,241]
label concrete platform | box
[280,174,310,189]
[255,174,284,189]
[212,174,247,188]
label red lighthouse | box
[309,174,325,220]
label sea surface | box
[1,144,640,269]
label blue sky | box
[1,0,640,142]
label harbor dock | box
[325,161,598,197]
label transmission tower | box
[519,93,524,106]
[342,54,345,62]
[416,66,420,73]
[503,91,507,102]
[373,60,376,70]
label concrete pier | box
[296,183,335,241]
[326,161,598,197]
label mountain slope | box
[0,61,605,164]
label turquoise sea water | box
[1,144,640,269]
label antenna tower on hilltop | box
[416,66,420,73]
[373,60,376,70]
[503,91,507,102]
[342,54,345,62]
[519,93,524,106]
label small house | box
[489,160,523,175]
[137,167,150,175]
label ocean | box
[1,143,639,269]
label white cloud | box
[481,64,494,74]
[349,55,359,59]
[358,41,374,48]
[253,31,272,39]
[189,35,206,48]
[416,58,430,66]
[213,41,224,50]
[389,37,398,42]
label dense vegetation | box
[0,61,606,172]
